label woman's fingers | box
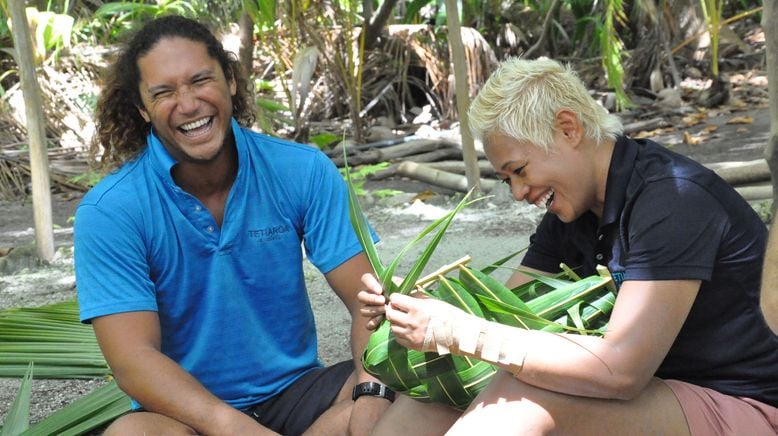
[384,295,432,350]
[388,293,415,311]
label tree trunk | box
[8,1,54,262]
[524,0,562,59]
[238,12,254,76]
[444,0,482,194]
[763,0,778,212]
[762,0,778,334]
[363,0,399,51]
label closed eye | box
[513,164,527,176]
[192,74,214,85]
[151,89,172,100]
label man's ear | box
[137,105,150,123]
[555,109,582,147]
[229,76,237,97]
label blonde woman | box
[359,58,778,435]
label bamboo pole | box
[444,0,482,194]
[8,2,54,262]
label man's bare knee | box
[104,411,198,436]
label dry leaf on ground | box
[726,116,754,125]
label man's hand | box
[209,406,276,435]
[358,273,388,330]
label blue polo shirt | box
[75,119,367,409]
[522,136,778,406]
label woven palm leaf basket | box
[345,165,616,410]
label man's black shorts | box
[244,360,354,435]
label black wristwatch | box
[352,381,395,402]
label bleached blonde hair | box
[468,57,623,151]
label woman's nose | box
[511,180,529,202]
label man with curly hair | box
[75,15,390,435]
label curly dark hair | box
[91,15,256,171]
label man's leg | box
[448,371,688,436]
[304,372,356,435]
[104,411,198,436]
[370,395,462,436]
[248,360,355,435]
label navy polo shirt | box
[522,136,778,406]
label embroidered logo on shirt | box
[248,225,291,242]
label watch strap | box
[351,381,395,402]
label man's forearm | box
[111,348,269,434]
[350,311,384,383]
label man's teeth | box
[180,117,211,132]
[534,189,554,209]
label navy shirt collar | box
[600,136,638,228]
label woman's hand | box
[385,293,465,352]
[358,273,388,330]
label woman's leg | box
[448,371,688,436]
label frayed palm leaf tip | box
[344,154,617,409]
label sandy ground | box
[0,102,771,429]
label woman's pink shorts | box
[664,379,778,435]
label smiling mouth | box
[534,188,554,209]
[178,116,213,136]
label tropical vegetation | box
[0,0,767,433]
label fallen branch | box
[395,161,498,193]
[402,148,465,164]
[623,118,670,135]
[734,185,772,201]
[706,159,770,186]
[332,139,453,167]
[425,160,496,177]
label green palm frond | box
[0,302,131,434]
[1,362,33,436]
[23,381,129,436]
[0,302,109,378]
[345,149,485,296]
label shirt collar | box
[146,117,245,185]
[600,135,638,227]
